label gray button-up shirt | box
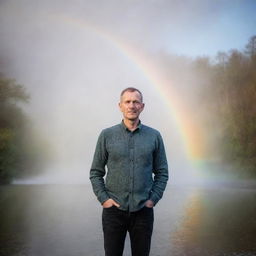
[90,121,169,212]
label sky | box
[1,0,256,57]
[0,0,256,184]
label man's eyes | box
[125,101,140,104]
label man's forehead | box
[121,91,142,100]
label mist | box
[1,0,255,185]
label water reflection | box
[170,189,203,255]
[170,187,256,256]
[0,185,256,256]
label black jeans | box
[102,206,154,256]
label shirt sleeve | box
[89,130,110,204]
[149,132,169,205]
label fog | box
[1,0,254,184]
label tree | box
[195,37,256,177]
[0,77,29,184]
[245,35,256,57]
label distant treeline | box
[0,77,50,184]
[193,36,256,177]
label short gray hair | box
[120,87,143,102]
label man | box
[90,87,168,256]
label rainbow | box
[52,13,207,163]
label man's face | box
[119,91,144,121]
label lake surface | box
[0,184,256,256]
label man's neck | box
[123,119,140,131]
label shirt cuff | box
[149,193,160,206]
[98,191,110,205]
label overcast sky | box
[1,0,256,58]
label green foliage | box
[0,76,53,184]
[194,37,256,177]
[0,128,17,183]
[0,78,30,184]
[0,78,29,104]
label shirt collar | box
[120,120,142,132]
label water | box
[0,184,256,256]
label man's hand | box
[102,198,120,208]
[145,200,154,208]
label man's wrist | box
[149,194,159,205]
[100,195,110,205]
[145,199,155,208]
